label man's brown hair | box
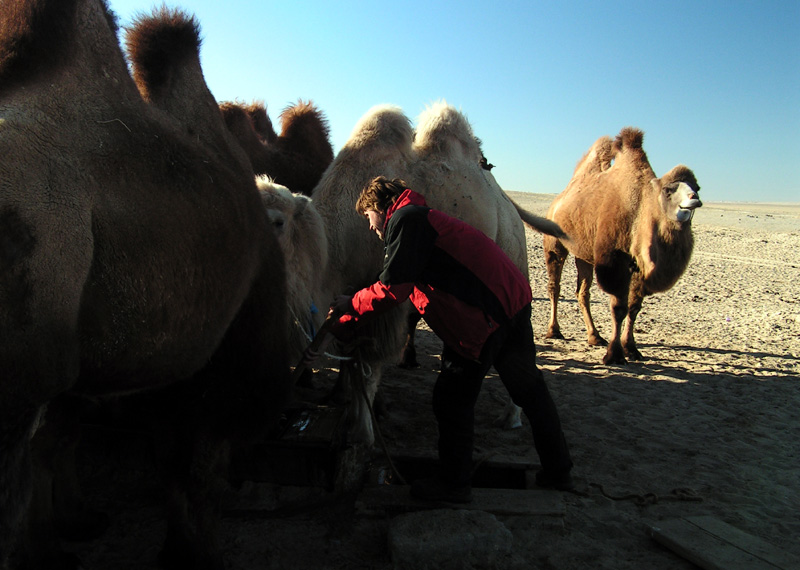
[355,176,408,215]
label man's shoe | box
[534,469,574,491]
[410,477,472,503]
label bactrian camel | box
[542,127,701,365]
[0,3,290,568]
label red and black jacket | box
[333,189,532,360]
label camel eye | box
[663,183,679,196]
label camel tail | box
[511,199,569,240]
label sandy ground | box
[71,192,799,569]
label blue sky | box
[108,1,799,203]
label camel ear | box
[650,178,662,193]
[294,195,311,216]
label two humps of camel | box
[541,127,702,365]
[1,2,290,569]
[258,101,566,445]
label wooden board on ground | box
[356,485,565,517]
[387,449,539,469]
[649,515,800,570]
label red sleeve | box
[330,281,414,342]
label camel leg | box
[44,395,110,542]
[398,311,422,369]
[337,358,381,446]
[622,280,645,360]
[22,400,92,570]
[603,294,629,365]
[575,258,607,346]
[544,237,568,339]
[153,413,228,570]
[1,407,41,570]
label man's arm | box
[330,281,414,343]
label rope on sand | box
[588,483,703,506]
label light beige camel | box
[258,177,328,364]
[0,3,289,568]
[307,101,563,443]
[542,127,702,364]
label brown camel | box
[220,99,334,195]
[542,127,702,365]
[0,3,290,569]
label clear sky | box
[107,0,799,203]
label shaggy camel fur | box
[258,177,328,364]
[543,127,702,365]
[220,99,334,196]
[306,101,564,444]
[0,3,290,569]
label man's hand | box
[299,295,352,368]
[329,294,353,317]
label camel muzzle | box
[677,198,702,222]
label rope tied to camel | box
[289,304,355,363]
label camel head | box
[257,175,328,275]
[258,178,302,247]
[652,169,702,224]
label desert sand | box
[73,192,799,569]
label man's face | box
[365,210,385,240]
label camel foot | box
[603,345,627,365]
[545,329,565,340]
[587,335,608,347]
[624,346,644,361]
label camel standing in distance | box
[0,2,290,568]
[542,127,702,365]
[220,99,334,196]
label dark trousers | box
[432,305,572,486]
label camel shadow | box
[538,343,797,384]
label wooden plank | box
[649,516,800,570]
[388,449,539,470]
[356,485,564,517]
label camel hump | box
[279,99,333,155]
[126,6,239,160]
[344,104,413,152]
[613,127,644,152]
[573,135,615,176]
[220,101,266,154]
[246,101,277,142]
[661,164,700,191]
[0,0,89,89]
[414,100,478,156]
[125,7,201,103]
